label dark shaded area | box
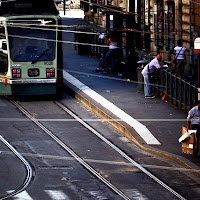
[0,0,59,15]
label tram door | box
[0,26,8,74]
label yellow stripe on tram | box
[0,74,10,78]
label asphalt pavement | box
[60,10,200,172]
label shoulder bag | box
[148,64,158,83]
[173,47,183,65]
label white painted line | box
[63,71,160,145]
[45,190,70,200]
[7,190,33,200]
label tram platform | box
[60,10,200,173]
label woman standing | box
[173,39,186,78]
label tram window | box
[8,23,56,62]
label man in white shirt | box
[173,39,186,78]
[141,55,162,98]
[187,100,200,156]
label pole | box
[198,54,200,100]
[64,0,66,15]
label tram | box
[0,0,63,95]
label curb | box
[63,76,200,178]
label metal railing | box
[153,68,198,112]
[73,28,198,112]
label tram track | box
[10,99,130,200]
[0,135,33,200]
[9,98,187,200]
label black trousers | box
[192,124,200,155]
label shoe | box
[94,68,100,72]
[145,96,155,99]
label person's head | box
[197,100,200,109]
[105,30,110,37]
[177,39,183,46]
[156,54,162,62]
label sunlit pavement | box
[59,9,84,19]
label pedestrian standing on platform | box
[104,31,119,74]
[187,100,200,156]
[95,31,110,72]
[141,55,162,98]
[173,39,186,78]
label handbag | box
[148,65,158,83]
[173,47,183,64]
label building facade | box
[81,0,200,77]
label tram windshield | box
[7,19,56,62]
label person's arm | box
[187,118,190,131]
[106,38,111,46]
[155,59,162,69]
[184,49,187,62]
[187,108,193,131]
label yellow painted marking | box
[0,74,10,78]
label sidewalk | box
[61,10,200,172]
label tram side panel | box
[57,16,63,86]
[0,25,11,95]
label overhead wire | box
[5,23,200,58]
[3,27,198,58]
[0,1,197,58]
[78,0,200,44]
[5,21,199,45]
[0,0,195,39]
[0,1,195,40]
[0,9,195,88]
[0,0,17,3]
[81,0,198,17]
[0,0,198,32]
[190,0,200,6]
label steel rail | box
[55,101,187,200]
[11,99,131,200]
[0,135,33,200]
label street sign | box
[194,37,200,53]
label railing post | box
[170,72,172,104]
[188,83,191,109]
[74,27,77,50]
[184,81,187,112]
[161,68,164,95]
[64,0,66,15]
[91,29,94,56]
[96,32,99,58]
[175,77,177,107]
[165,70,168,102]
[180,78,182,110]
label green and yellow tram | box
[0,0,63,95]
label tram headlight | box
[46,68,55,77]
[12,68,21,78]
